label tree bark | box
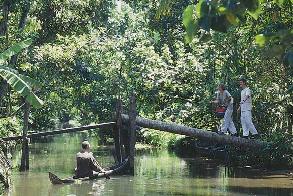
[128,93,137,175]
[121,114,268,148]
[18,0,31,30]
[0,80,8,108]
[113,100,123,163]
[0,0,10,36]
[20,101,30,171]
[10,0,31,65]
[0,0,11,104]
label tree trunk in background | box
[287,104,293,134]
[113,100,123,163]
[128,93,137,175]
[0,75,8,115]
[20,101,30,171]
[10,0,31,65]
[18,0,30,30]
[0,0,10,36]
[0,0,10,103]
[283,55,293,134]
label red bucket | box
[215,106,226,118]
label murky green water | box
[3,133,293,196]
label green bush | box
[137,128,183,148]
[0,117,21,137]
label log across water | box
[1,122,116,141]
[121,114,269,148]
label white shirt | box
[240,87,252,111]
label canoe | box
[49,158,129,185]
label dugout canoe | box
[49,158,129,184]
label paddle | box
[101,171,110,180]
[93,158,110,180]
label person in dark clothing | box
[74,141,106,178]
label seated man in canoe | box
[49,141,129,184]
[74,141,106,178]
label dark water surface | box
[4,133,293,196]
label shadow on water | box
[4,133,293,196]
[225,186,293,196]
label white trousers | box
[221,108,237,134]
[241,110,258,136]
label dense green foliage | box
[0,0,292,166]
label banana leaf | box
[0,39,32,64]
[0,65,43,108]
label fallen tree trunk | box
[121,114,269,148]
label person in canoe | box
[49,141,130,184]
[74,140,106,178]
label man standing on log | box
[237,78,259,139]
[74,141,106,178]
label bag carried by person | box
[215,105,226,118]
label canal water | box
[3,133,293,196]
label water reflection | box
[4,134,293,196]
[47,180,106,196]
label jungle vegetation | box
[0,0,292,167]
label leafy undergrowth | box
[136,128,184,148]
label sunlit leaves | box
[218,6,228,14]
[182,0,263,42]
[216,6,239,29]
[155,0,173,18]
[226,12,239,25]
[255,29,293,60]
[247,8,263,20]
[181,0,293,43]
[255,34,267,47]
[274,0,287,7]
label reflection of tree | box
[103,176,137,196]
[184,157,221,178]
[135,150,188,179]
[47,180,108,196]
